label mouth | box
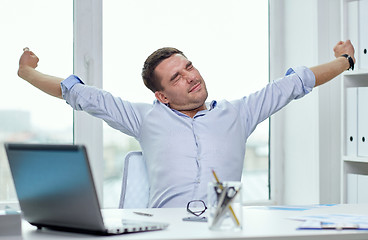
[189,82,201,93]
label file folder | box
[357,174,368,203]
[347,173,358,204]
[358,87,368,157]
[346,173,368,204]
[346,88,358,156]
[358,0,368,69]
[346,0,359,64]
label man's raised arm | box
[18,48,63,99]
[311,40,355,87]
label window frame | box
[73,0,104,203]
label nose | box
[184,71,196,83]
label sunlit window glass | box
[0,0,73,202]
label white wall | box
[270,0,342,204]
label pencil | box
[133,211,153,217]
[211,169,240,226]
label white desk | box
[20,204,368,240]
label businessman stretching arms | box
[18,40,355,208]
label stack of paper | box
[0,207,22,238]
[291,214,368,230]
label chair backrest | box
[119,151,150,208]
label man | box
[18,41,355,208]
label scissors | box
[211,184,240,227]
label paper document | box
[291,214,368,230]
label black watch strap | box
[341,54,354,71]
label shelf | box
[342,156,368,163]
[340,0,368,204]
[343,69,368,76]
[343,73,368,87]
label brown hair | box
[142,47,185,93]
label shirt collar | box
[156,100,217,117]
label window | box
[0,0,73,202]
[103,0,269,207]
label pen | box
[133,211,153,217]
[211,170,240,226]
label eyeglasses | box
[186,200,207,217]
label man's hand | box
[333,40,356,63]
[17,47,64,99]
[311,40,356,87]
[18,48,39,79]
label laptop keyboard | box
[105,219,168,234]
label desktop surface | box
[21,204,368,240]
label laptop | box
[4,143,169,235]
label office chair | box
[119,151,150,208]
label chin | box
[201,90,209,102]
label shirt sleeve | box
[61,75,152,138]
[61,75,83,94]
[239,66,315,138]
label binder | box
[347,173,358,204]
[357,174,368,203]
[347,0,359,64]
[346,88,358,156]
[358,0,368,69]
[358,87,368,157]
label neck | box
[178,104,207,118]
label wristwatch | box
[341,54,354,71]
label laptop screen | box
[5,143,105,231]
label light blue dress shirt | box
[61,66,315,208]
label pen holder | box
[207,181,242,231]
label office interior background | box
[0,0,269,208]
[0,0,353,208]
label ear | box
[155,91,169,104]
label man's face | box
[154,54,208,114]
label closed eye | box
[170,61,194,82]
[186,61,193,70]
[170,72,180,82]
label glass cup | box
[207,181,243,231]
